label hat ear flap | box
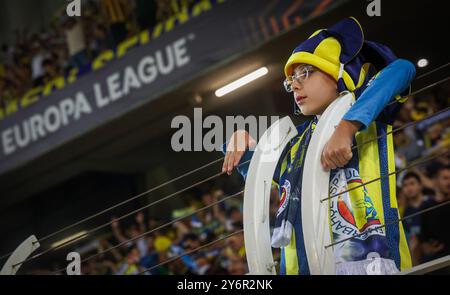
[326,17,364,64]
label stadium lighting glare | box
[51,231,88,248]
[417,58,429,68]
[215,67,269,97]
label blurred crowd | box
[0,0,197,109]
[30,185,281,275]
[394,93,450,266]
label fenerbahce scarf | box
[271,117,317,248]
[271,117,399,274]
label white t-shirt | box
[31,53,45,79]
[65,21,86,56]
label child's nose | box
[291,79,303,92]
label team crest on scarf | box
[277,180,291,218]
[329,168,384,240]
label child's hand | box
[321,120,361,170]
[223,130,257,175]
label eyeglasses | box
[283,65,316,92]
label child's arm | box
[321,59,416,170]
[342,58,416,130]
[222,141,282,189]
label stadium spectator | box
[417,165,450,264]
[401,171,434,265]
[62,17,89,69]
[100,0,132,47]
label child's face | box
[289,64,338,116]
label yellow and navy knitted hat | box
[285,17,398,114]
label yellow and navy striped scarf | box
[272,117,317,248]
